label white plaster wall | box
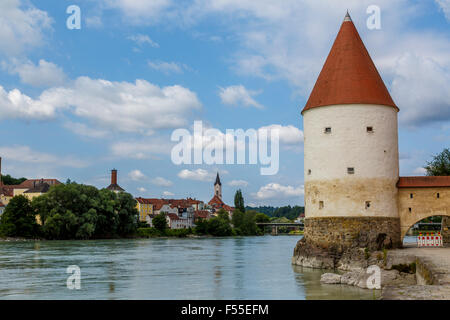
[303,104,399,218]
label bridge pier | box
[271,226,278,236]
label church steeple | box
[215,172,221,186]
[214,172,222,200]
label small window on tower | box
[367,126,374,133]
[319,201,324,209]
[347,167,355,174]
[410,193,413,199]
[324,127,332,134]
[308,169,311,175]
[408,207,412,213]
[437,193,440,199]
[365,201,371,209]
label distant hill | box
[246,205,305,220]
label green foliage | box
[194,218,209,235]
[206,210,232,236]
[425,148,450,176]
[246,205,304,220]
[164,228,191,237]
[30,183,138,239]
[254,212,270,223]
[137,227,163,238]
[152,212,168,232]
[0,174,27,185]
[232,209,259,236]
[0,195,39,238]
[234,189,245,213]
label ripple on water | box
[0,236,376,300]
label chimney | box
[111,169,118,185]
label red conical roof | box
[302,12,397,114]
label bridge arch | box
[400,213,449,240]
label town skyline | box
[0,1,449,207]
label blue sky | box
[0,0,449,207]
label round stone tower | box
[294,13,402,268]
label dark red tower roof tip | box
[302,12,397,114]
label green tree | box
[152,212,168,232]
[207,216,232,236]
[255,212,270,223]
[0,174,27,185]
[234,189,245,213]
[194,218,209,235]
[0,195,39,238]
[31,183,138,239]
[205,209,232,236]
[425,148,450,176]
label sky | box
[0,0,449,207]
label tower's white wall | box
[303,104,399,218]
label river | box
[0,235,416,300]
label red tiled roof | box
[194,210,211,219]
[166,213,180,220]
[208,195,234,212]
[0,185,20,197]
[397,176,450,188]
[19,179,61,188]
[302,12,397,114]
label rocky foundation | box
[292,217,402,269]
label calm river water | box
[0,235,416,300]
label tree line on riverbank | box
[0,182,138,239]
[0,183,275,240]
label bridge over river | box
[256,222,304,235]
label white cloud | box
[436,0,450,20]
[0,0,52,56]
[152,177,173,187]
[110,138,173,159]
[253,183,304,200]
[137,187,147,193]
[0,77,202,133]
[0,145,88,168]
[228,180,248,187]
[63,122,109,139]
[219,85,263,108]
[128,169,146,181]
[85,16,103,28]
[412,167,427,175]
[162,191,175,197]
[148,60,187,74]
[0,85,59,120]
[102,0,172,24]
[258,124,303,145]
[390,53,450,127]
[128,34,159,47]
[99,0,450,127]
[177,168,216,181]
[3,59,66,87]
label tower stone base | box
[292,217,402,269]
